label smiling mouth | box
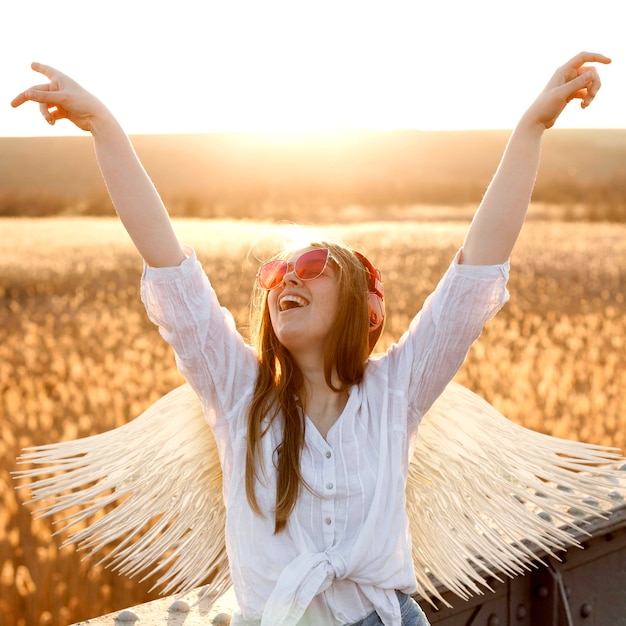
[279,295,308,311]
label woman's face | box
[266,247,341,359]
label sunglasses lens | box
[295,249,330,279]
[258,260,287,290]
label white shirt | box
[140,247,509,626]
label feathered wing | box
[15,384,230,600]
[15,382,624,609]
[408,381,625,607]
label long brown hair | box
[246,239,384,532]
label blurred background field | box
[1,216,625,626]
[1,129,626,222]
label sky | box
[1,0,625,137]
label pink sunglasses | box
[257,248,336,291]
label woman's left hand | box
[461,51,611,266]
[523,51,611,130]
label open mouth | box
[279,295,308,312]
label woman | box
[12,52,612,626]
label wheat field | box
[1,217,625,626]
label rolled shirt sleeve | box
[140,246,258,428]
[383,249,510,430]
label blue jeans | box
[345,591,431,625]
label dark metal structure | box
[421,504,626,626]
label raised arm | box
[461,51,611,266]
[11,63,185,268]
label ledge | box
[72,586,238,625]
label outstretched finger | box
[11,83,51,108]
[13,85,65,109]
[565,51,612,69]
[30,61,64,80]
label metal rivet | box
[325,451,331,458]
[535,585,549,599]
[324,517,332,525]
[169,599,191,612]
[580,603,593,618]
[487,615,500,626]
[516,604,528,620]
[326,482,334,490]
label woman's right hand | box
[13,61,185,267]
[11,62,111,133]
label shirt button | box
[326,483,334,490]
[325,451,331,459]
[324,517,332,525]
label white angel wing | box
[15,381,624,609]
[409,381,624,607]
[15,384,230,600]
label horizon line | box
[1,126,625,139]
